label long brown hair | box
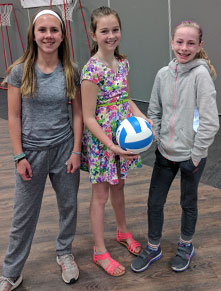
[172,21,216,79]
[90,6,126,59]
[2,9,77,99]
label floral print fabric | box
[81,57,142,185]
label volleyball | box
[116,116,153,154]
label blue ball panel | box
[127,117,142,133]
[124,135,153,150]
[118,127,127,150]
[145,121,152,131]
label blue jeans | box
[148,149,206,245]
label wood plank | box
[0,117,221,291]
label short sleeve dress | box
[81,56,142,185]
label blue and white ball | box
[116,116,153,154]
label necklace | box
[96,53,118,72]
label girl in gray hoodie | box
[131,21,219,273]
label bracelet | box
[15,156,26,164]
[13,152,26,162]
[72,151,81,156]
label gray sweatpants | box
[2,138,80,278]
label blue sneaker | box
[171,242,195,272]
[131,246,162,272]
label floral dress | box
[81,56,142,185]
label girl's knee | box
[110,179,124,192]
[91,195,109,208]
[92,183,109,205]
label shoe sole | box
[56,256,79,284]
[62,274,79,284]
[131,251,162,273]
[94,261,126,277]
[171,247,195,272]
[11,275,23,290]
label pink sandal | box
[117,229,142,256]
[93,246,125,277]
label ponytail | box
[196,48,216,80]
[91,41,98,57]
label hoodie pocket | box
[179,128,195,149]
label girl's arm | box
[67,86,84,173]
[8,84,32,180]
[192,70,220,164]
[147,72,162,141]
[81,80,137,158]
[126,76,153,127]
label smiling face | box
[34,14,64,56]
[171,26,203,64]
[91,14,121,54]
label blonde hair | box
[90,6,126,60]
[172,21,216,79]
[2,9,77,99]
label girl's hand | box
[142,117,155,136]
[192,160,199,167]
[109,144,138,160]
[143,117,154,128]
[132,114,155,136]
[66,154,81,174]
[17,159,32,181]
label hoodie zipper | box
[165,63,178,159]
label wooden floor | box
[1,117,221,291]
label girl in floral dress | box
[81,6,153,277]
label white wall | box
[0,0,220,112]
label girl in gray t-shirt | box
[0,9,83,290]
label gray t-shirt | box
[6,62,80,150]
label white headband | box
[33,10,63,27]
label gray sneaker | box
[131,246,162,272]
[56,254,79,284]
[0,275,23,291]
[171,242,195,272]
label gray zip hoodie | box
[148,58,220,163]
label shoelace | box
[0,276,15,286]
[60,254,76,270]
